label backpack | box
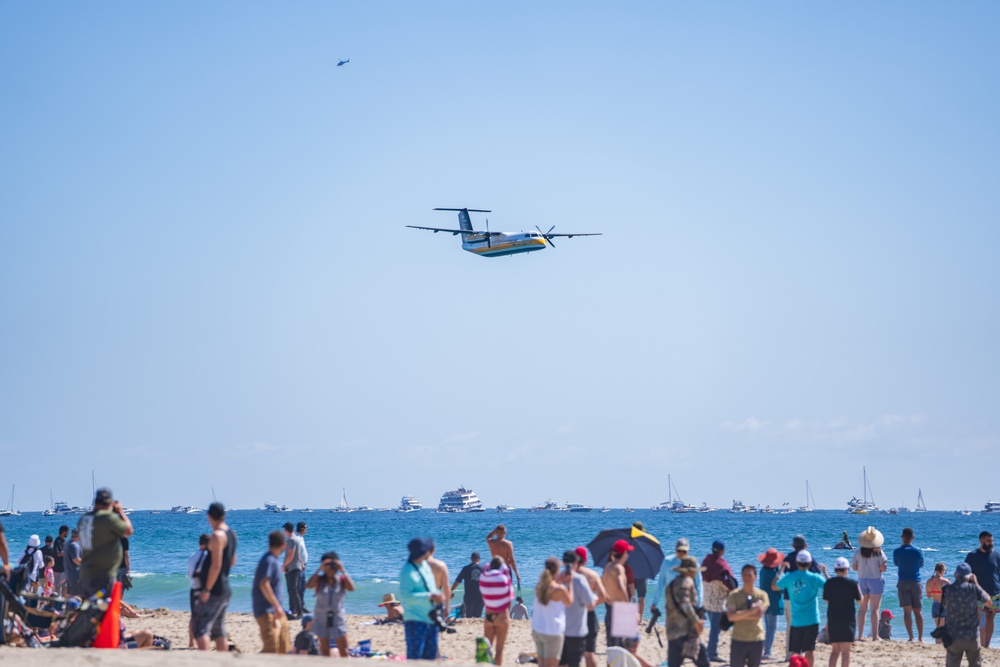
[19,547,38,567]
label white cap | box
[795,549,812,564]
[834,557,850,570]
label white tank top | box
[531,596,566,636]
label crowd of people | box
[3,498,1000,667]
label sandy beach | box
[3,608,995,666]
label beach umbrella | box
[586,526,664,581]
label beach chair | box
[607,647,641,667]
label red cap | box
[612,539,635,554]
[575,547,588,564]
[881,609,895,619]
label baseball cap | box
[954,563,972,580]
[574,546,588,564]
[66,598,82,611]
[94,488,114,504]
[302,614,313,626]
[408,537,434,560]
[712,540,725,552]
[881,609,895,619]
[562,550,580,564]
[675,538,690,552]
[795,549,812,564]
[612,539,635,554]
[834,557,850,570]
[792,535,807,549]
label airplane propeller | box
[535,225,557,248]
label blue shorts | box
[931,601,945,619]
[859,578,885,596]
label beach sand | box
[2,608,996,666]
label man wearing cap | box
[701,539,736,662]
[76,487,134,599]
[756,548,784,660]
[650,538,704,626]
[562,550,598,667]
[964,531,1000,647]
[602,539,637,651]
[781,535,826,654]
[942,562,992,667]
[772,550,826,667]
[452,552,486,618]
[399,537,446,660]
[893,527,924,642]
[823,557,861,667]
[573,546,608,667]
[665,556,709,667]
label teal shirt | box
[775,570,826,627]
[399,560,439,623]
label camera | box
[428,604,455,633]
[645,606,661,634]
[327,610,335,629]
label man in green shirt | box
[77,487,134,599]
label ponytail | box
[535,557,560,605]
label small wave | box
[958,549,972,553]
[131,572,155,578]
[921,548,939,552]
[822,547,832,550]
[371,578,384,583]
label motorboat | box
[623,507,635,513]
[958,508,973,516]
[695,502,718,513]
[397,496,423,513]
[846,467,879,514]
[774,503,796,515]
[983,501,1000,514]
[437,487,484,512]
[566,503,594,512]
[495,504,515,513]
[270,505,293,513]
[729,500,754,514]
[530,500,565,512]
[599,507,611,513]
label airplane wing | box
[406,225,502,236]
[540,232,602,238]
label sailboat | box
[654,475,697,513]
[798,481,817,513]
[846,467,878,514]
[331,488,354,513]
[914,489,927,512]
[0,485,20,517]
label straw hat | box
[858,526,884,549]
[378,593,401,607]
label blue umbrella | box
[586,526,664,581]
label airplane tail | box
[433,208,490,236]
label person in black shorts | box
[824,557,861,667]
[195,503,238,652]
[451,552,486,618]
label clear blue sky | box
[2,2,998,511]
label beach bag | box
[53,601,105,648]
[476,636,494,663]
[721,570,738,591]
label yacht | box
[302,508,314,513]
[530,500,565,512]
[397,496,423,513]
[846,467,879,514]
[354,505,375,512]
[958,508,973,516]
[797,481,817,513]
[599,507,611,513]
[623,507,635,513]
[437,486,484,512]
[270,504,293,513]
[655,475,697,513]
[495,503,515,513]
[915,489,927,512]
[695,502,718,513]
[0,485,20,517]
[774,503,796,515]
[566,503,594,513]
[729,500,754,514]
[983,501,1000,514]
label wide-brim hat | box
[378,593,401,607]
[757,548,785,568]
[672,556,706,573]
[858,526,884,549]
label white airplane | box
[407,208,601,258]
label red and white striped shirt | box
[479,566,514,613]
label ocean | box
[2,508,993,633]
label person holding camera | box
[306,550,355,656]
[76,487,134,600]
[941,562,992,667]
[665,556,708,667]
[399,537,447,660]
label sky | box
[2,2,998,512]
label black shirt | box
[119,537,130,569]
[53,536,67,573]
[823,576,861,622]
[200,527,238,596]
[41,544,56,571]
[454,562,485,602]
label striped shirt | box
[479,566,514,613]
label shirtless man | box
[487,525,521,590]
[575,546,608,667]
[602,540,639,652]
[427,545,452,613]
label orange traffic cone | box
[93,581,123,649]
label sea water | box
[3,509,993,634]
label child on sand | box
[43,556,56,597]
[925,562,950,643]
[878,610,893,640]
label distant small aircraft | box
[337,59,350,66]
[407,208,602,258]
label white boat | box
[695,502,718,513]
[354,505,375,512]
[655,475,697,513]
[846,467,879,514]
[759,505,776,514]
[915,489,927,512]
[437,486,484,512]
[896,506,911,513]
[983,501,1000,514]
[495,503,515,513]
[396,495,423,512]
[775,503,796,515]
[302,508,314,513]
[958,508,973,516]
[599,507,611,513]
[271,505,293,513]
[331,489,354,513]
[566,503,594,513]
[530,500,565,512]
[798,481,817,513]
[729,500,754,514]
[623,507,635,513]
[0,485,20,517]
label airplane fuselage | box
[462,231,548,257]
